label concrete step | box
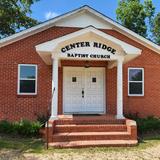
[49,140,138,148]
[55,124,127,133]
[52,131,131,142]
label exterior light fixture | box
[85,61,90,68]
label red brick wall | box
[0,27,80,121]
[103,30,160,117]
[0,26,160,121]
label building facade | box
[1,5,160,147]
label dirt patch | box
[23,146,160,160]
[1,143,160,160]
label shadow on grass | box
[134,132,160,150]
[141,131,160,140]
[0,135,45,159]
[0,135,45,154]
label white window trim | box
[128,67,144,96]
[17,64,38,95]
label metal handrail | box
[46,87,55,149]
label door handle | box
[82,88,84,98]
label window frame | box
[128,67,144,96]
[17,64,38,95]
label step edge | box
[55,124,127,127]
[49,140,138,147]
[53,131,130,136]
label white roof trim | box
[0,5,160,54]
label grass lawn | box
[0,134,160,160]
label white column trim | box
[50,57,59,120]
[116,57,125,119]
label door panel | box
[63,68,85,113]
[85,68,105,113]
[63,67,105,114]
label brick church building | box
[1,6,160,147]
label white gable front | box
[55,10,113,29]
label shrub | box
[137,116,160,134]
[14,120,42,137]
[0,119,42,137]
[36,114,49,127]
[0,120,14,134]
[126,114,160,134]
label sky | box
[31,0,160,22]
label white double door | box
[63,67,105,114]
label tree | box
[116,0,155,38]
[152,13,160,45]
[0,0,39,39]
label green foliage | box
[137,116,160,133]
[0,119,42,137]
[144,0,155,20]
[126,114,160,134]
[15,120,42,136]
[151,13,160,45]
[116,0,155,38]
[0,120,14,134]
[36,114,49,127]
[0,0,40,39]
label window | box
[72,77,77,82]
[128,68,144,96]
[92,77,96,83]
[18,64,37,95]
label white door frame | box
[63,66,106,114]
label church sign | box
[61,42,117,59]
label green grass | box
[0,136,44,153]
[0,134,160,154]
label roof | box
[0,5,160,54]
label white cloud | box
[45,11,59,20]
